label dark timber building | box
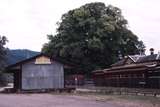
[93,53,160,89]
[5,54,74,92]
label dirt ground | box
[0,93,120,107]
[80,93,160,107]
[0,93,159,107]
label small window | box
[35,56,51,64]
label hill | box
[6,49,39,65]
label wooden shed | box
[5,53,74,92]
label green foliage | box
[0,36,7,70]
[42,2,145,73]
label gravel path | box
[0,94,121,107]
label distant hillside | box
[6,49,40,65]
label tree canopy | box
[0,36,7,70]
[42,2,145,73]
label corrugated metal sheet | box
[21,59,64,90]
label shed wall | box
[21,59,64,90]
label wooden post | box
[144,71,148,88]
[19,65,22,91]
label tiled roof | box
[111,59,126,67]
[136,54,158,63]
[111,54,160,67]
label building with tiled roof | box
[93,51,160,89]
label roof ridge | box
[128,55,145,63]
[128,55,136,62]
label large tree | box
[42,2,145,73]
[0,36,7,70]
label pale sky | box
[0,0,160,54]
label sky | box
[0,0,160,54]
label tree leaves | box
[0,36,7,70]
[42,2,145,73]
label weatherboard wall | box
[21,59,64,90]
